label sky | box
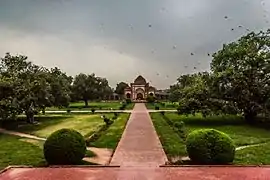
[0,0,269,89]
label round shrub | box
[44,128,86,165]
[186,129,235,164]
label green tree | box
[115,82,128,98]
[0,53,72,123]
[95,77,113,100]
[47,67,72,108]
[211,30,270,123]
[72,73,97,107]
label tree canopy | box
[173,29,270,123]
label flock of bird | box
[97,1,270,81]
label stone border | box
[0,165,121,175]
[160,165,270,167]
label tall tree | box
[211,30,270,123]
[72,73,97,107]
[47,67,72,108]
[115,82,128,98]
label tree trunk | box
[244,109,257,124]
[26,111,35,124]
[84,99,88,107]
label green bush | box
[43,128,86,165]
[173,121,186,140]
[91,108,96,113]
[160,111,165,115]
[114,112,119,117]
[67,109,71,113]
[125,98,132,104]
[155,106,160,110]
[146,96,156,103]
[186,129,235,164]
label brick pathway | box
[110,103,168,167]
[2,167,270,180]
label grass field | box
[146,102,178,110]
[90,113,130,149]
[15,114,111,138]
[151,112,270,164]
[0,113,130,169]
[0,134,46,170]
[46,101,134,111]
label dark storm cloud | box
[0,0,269,88]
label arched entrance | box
[126,93,131,99]
[136,93,143,100]
[149,92,154,96]
[135,88,145,100]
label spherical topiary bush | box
[186,129,235,164]
[43,128,86,165]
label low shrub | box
[114,112,119,117]
[103,116,113,126]
[186,129,235,164]
[125,98,132,104]
[146,96,156,103]
[67,109,71,113]
[173,121,187,140]
[91,108,96,113]
[160,111,165,115]
[155,106,160,110]
[112,116,117,120]
[43,128,86,165]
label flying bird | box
[191,53,194,56]
[148,24,152,28]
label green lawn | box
[0,134,46,170]
[46,101,134,111]
[151,112,270,164]
[15,114,116,138]
[146,102,178,110]
[90,113,130,149]
[0,113,131,169]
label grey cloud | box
[0,0,269,89]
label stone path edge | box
[107,113,131,165]
[159,165,270,167]
[0,165,121,174]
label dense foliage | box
[0,53,114,123]
[43,128,86,165]
[0,53,72,123]
[172,29,270,123]
[186,129,235,164]
[115,82,129,98]
[71,73,112,107]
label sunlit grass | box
[46,101,134,111]
[15,114,110,138]
[151,112,270,164]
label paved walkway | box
[45,109,177,114]
[2,167,270,180]
[110,103,168,167]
